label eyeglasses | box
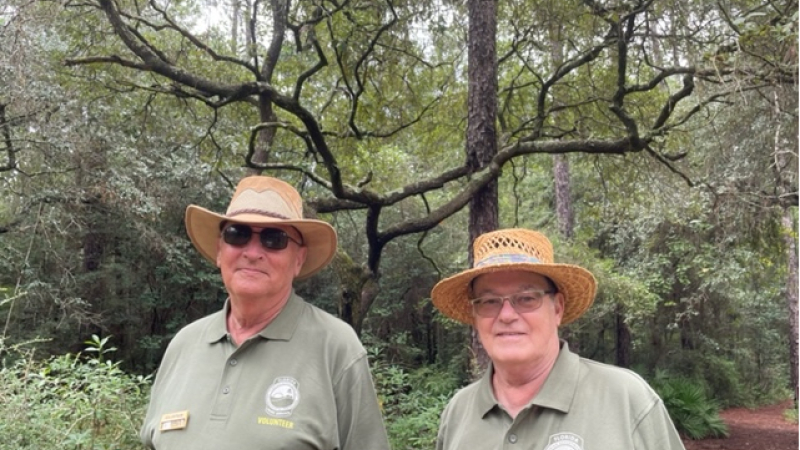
[221,224,303,250]
[470,289,555,318]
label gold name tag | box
[160,410,189,432]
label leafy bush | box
[0,336,151,450]
[652,374,729,440]
[371,351,459,450]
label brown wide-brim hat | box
[431,228,596,325]
[185,176,337,281]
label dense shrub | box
[0,336,150,450]
[652,373,729,440]
[371,352,459,449]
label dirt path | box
[682,400,798,450]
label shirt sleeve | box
[139,340,180,450]
[139,363,166,448]
[632,398,687,450]
[334,353,391,450]
[435,401,452,450]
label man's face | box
[216,224,307,302]
[472,270,564,369]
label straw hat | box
[185,176,337,280]
[431,229,596,325]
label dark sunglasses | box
[221,224,303,250]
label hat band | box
[227,208,293,220]
[475,253,542,267]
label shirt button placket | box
[222,359,237,394]
[507,433,518,444]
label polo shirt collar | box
[477,340,580,417]
[530,340,579,413]
[203,290,304,343]
[256,291,303,341]
[476,364,498,417]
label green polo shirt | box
[437,342,685,450]
[140,291,390,450]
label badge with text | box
[160,410,189,432]
[544,432,584,450]
[265,376,300,417]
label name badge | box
[160,410,189,432]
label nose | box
[240,233,264,258]
[496,298,519,321]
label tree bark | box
[549,23,582,353]
[549,26,572,239]
[554,155,574,240]
[782,211,798,405]
[246,0,285,173]
[772,90,798,406]
[466,0,498,379]
[615,304,631,368]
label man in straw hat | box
[140,176,390,450]
[432,228,685,450]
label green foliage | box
[1,0,795,431]
[0,336,150,450]
[370,349,459,450]
[784,406,798,424]
[650,346,788,410]
[652,373,729,440]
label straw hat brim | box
[185,205,337,281]
[431,262,596,325]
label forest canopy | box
[0,0,797,446]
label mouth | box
[496,331,525,337]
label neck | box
[227,291,291,345]
[491,342,560,418]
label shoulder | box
[301,302,357,333]
[169,310,223,343]
[448,378,483,403]
[152,310,224,376]
[294,300,366,358]
[576,357,661,406]
[298,302,360,340]
[157,310,226,366]
[579,358,655,388]
[441,378,484,419]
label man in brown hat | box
[140,176,390,450]
[432,228,685,450]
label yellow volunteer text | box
[257,417,295,429]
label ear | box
[553,292,566,325]
[294,245,308,276]
[215,238,223,268]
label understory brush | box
[0,336,150,450]
[371,352,460,449]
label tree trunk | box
[772,91,797,406]
[549,22,573,240]
[550,15,583,354]
[782,211,798,405]
[615,303,631,368]
[554,155,574,240]
[466,0,498,379]
[230,0,240,53]
[246,0,285,173]
[76,141,109,346]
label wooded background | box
[1,0,797,440]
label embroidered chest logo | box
[265,376,300,417]
[544,432,584,450]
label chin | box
[489,349,532,365]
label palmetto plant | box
[654,374,729,440]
